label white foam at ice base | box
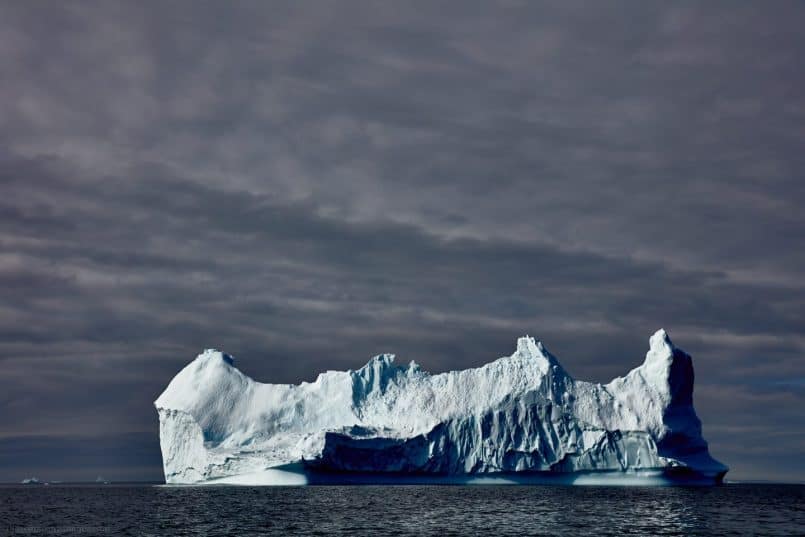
[155,329,727,485]
[195,467,692,487]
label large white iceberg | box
[155,329,727,485]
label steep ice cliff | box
[154,329,727,485]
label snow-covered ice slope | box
[155,329,727,485]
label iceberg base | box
[184,464,726,487]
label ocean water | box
[1,483,803,536]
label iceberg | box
[155,329,727,485]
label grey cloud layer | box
[1,1,803,481]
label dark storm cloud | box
[0,1,803,481]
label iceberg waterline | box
[155,329,727,485]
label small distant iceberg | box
[155,329,727,485]
[21,477,42,485]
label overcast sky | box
[1,1,803,482]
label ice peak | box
[516,335,544,356]
[199,348,235,365]
[651,328,673,346]
[640,329,697,407]
[352,353,404,397]
[648,329,675,358]
[365,353,396,368]
[354,353,402,382]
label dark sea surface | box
[1,483,803,536]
